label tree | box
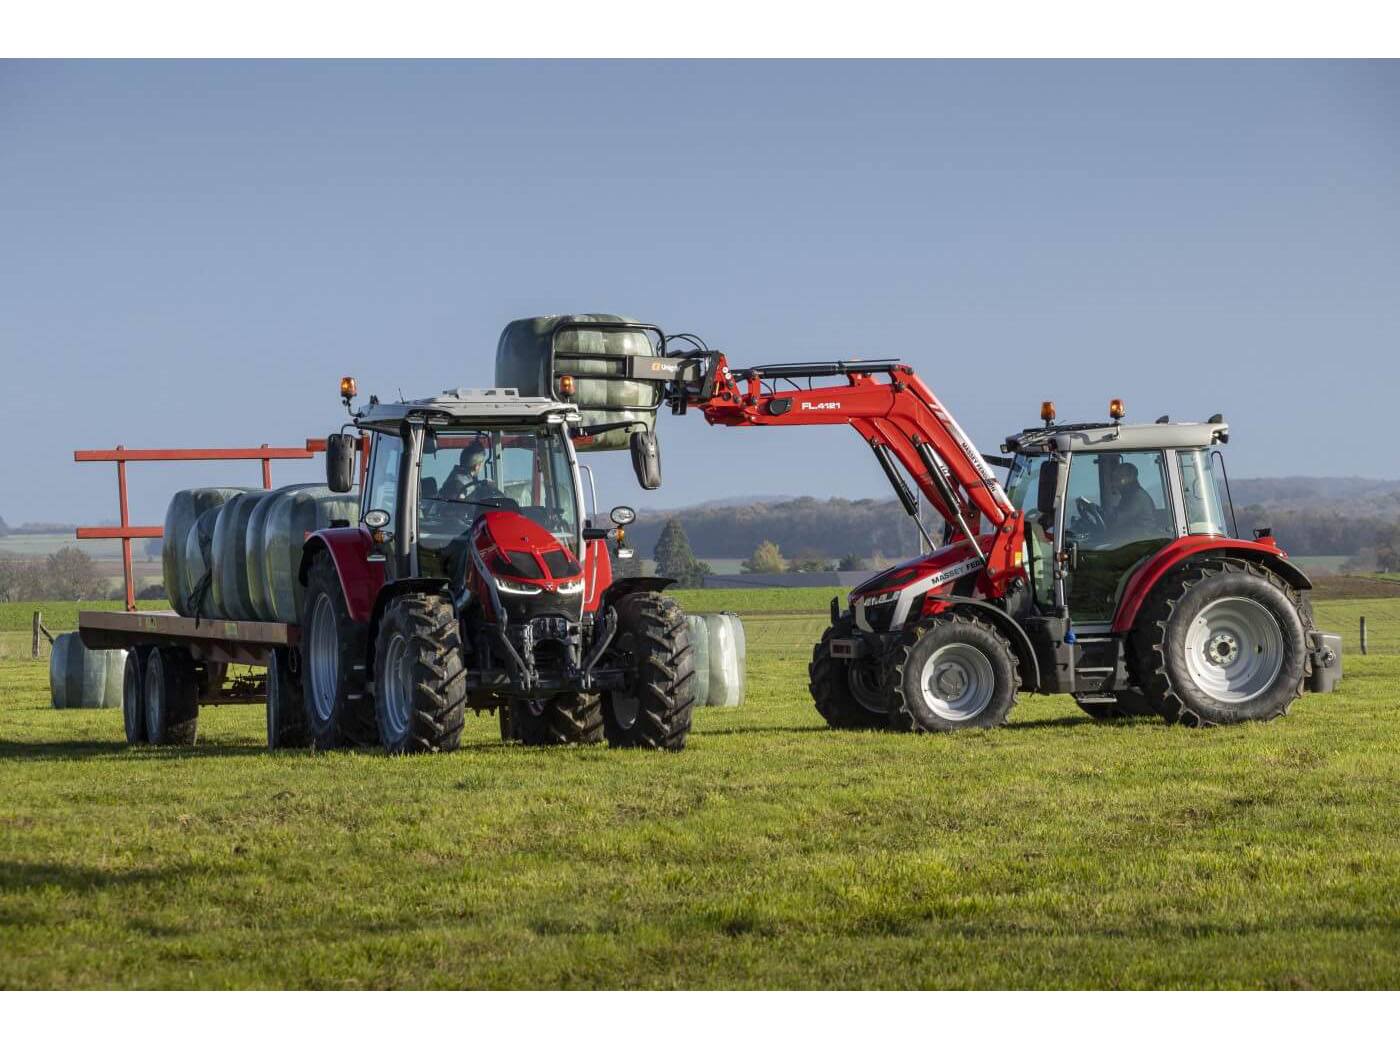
[789,558,831,573]
[0,560,43,602]
[653,518,710,587]
[838,552,868,571]
[44,546,111,601]
[742,540,785,574]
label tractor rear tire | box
[144,647,199,746]
[373,594,466,754]
[602,592,695,751]
[266,647,310,749]
[809,613,891,730]
[884,613,1019,732]
[1131,558,1306,727]
[122,646,149,745]
[507,693,604,746]
[300,554,375,749]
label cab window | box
[1178,449,1230,536]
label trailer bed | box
[78,610,299,668]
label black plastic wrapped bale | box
[258,485,361,624]
[495,314,660,452]
[49,632,126,709]
[181,506,224,619]
[211,489,274,622]
[161,487,250,616]
[244,482,320,622]
[683,612,746,709]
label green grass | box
[1,593,1397,988]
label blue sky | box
[2,60,1397,526]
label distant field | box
[0,589,1397,989]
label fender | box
[599,576,677,608]
[1111,536,1312,634]
[923,595,1041,693]
[365,576,453,679]
[299,526,385,624]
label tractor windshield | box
[417,424,581,555]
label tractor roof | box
[1004,419,1229,454]
[354,388,581,431]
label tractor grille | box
[859,597,899,633]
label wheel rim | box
[144,651,164,739]
[380,634,412,742]
[847,658,886,712]
[917,642,995,721]
[1183,596,1284,703]
[308,592,339,723]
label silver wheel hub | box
[309,593,339,723]
[380,634,411,741]
[1183,597,1284,703]
[918,642,995,721]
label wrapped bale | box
[162,487,249,616]
[681,612,745,708]
[211,489,274,621]
[686,614,712,707]
[49,632,126,710]
[245,483,320,621]
[495,314,660,452]
[258,485,360,624]
[181,506,224,619]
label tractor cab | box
[1002,409,1235,628]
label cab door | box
[1062,449,1177,625]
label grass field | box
[0,590,1397,988]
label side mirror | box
[326,433,356,493]
[629,429,661,491]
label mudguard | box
[1111,536,1311,634]
[299,526,385,624]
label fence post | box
[31,610,41,659]
[1360,616,1368,656]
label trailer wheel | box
[1131,558,1306,727]
[809,614,891,730]
[601,592,694,751]
[885,613,1019,732]
[300,554,374,749]
[266,647,310,749]
[373,593,466,754]
[122,646,150,745]
[144,647,199,746]
[507,693,604,746]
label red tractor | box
[656,352,1343,730]
[298,375,694,754]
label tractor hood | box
[847,537,989,634]
[472,510,583,592]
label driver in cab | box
[1105,461,1156,539]
[438,441,504,504]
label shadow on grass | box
[0,739,265,762]
[0,859,196,893]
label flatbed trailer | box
[79,609,305,744]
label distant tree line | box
[0,547,117,601]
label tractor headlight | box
[495,578,543,596]
[556,578,584,596]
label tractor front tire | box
[1131,558,1306,727]
[885,613,1019,732]
[373,593,466,754]
[300,554,375,749]
[809,614,891,730]
[602,592,695,751]
[507,693,604,746]
[144,647,199,746]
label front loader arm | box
[667,353,1026,594]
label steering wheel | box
[1074,496,1107,536]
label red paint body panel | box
[1110,535,1301,633]
[850,536,992,599]
[305,526,384,623]
[583,537,612,612]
